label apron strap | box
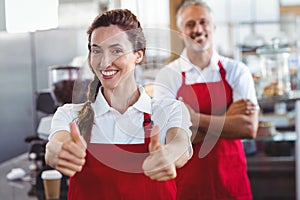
[143,113,152,144]
[218,60,226,80]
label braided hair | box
[77,9,146,142]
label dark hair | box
[77,9,146,142]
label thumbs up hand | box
[45,122,87,177]
[148,126,162,152]
[142,126,177,181]
[69,122,87,149]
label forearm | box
[165,127,191,168]
[190,128,205,143]
[193,111,259,139]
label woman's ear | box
[135,50,144,64]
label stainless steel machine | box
[25,65,90,199]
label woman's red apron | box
[68,113,176,200]
[176,61,252,200]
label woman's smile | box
[100,69,119,79]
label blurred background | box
[0,0,300,199]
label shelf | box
[256,131,296,142]
[247,154,295,172]
[258,90,300,110]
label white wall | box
[0,28,88,163]
[0,32,34,162]
[0,0,97,163]
[0,0,5,31]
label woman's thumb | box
[70,122,86,148]
[149,126,161,153]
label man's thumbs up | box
[149,125,162,153]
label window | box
[120,0,171,61]
[5,0,58,33]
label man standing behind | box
[153,0,259,199]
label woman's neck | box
[103,81,139,114]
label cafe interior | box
[0,0,300,199]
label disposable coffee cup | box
[41,170,62,200]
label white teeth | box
[101,70,117,76]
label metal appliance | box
[25,65,89,199]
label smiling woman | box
[89,26,143,93]
[45,8,192,200]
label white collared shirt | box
[153,49,258,105]
[49,86,192,145]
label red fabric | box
[176,61,252,200]
[68,113,176,200]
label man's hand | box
[226,99,257,116]
[45,122,87,177]
[142,126,177,181]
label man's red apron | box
[176,61,252,200]
[68,113,176,200]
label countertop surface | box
[0,153,37,200]
[1,148,295,200]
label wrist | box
[191,112,200,127]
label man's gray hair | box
[176,0,213,28]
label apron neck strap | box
[218,60,226,80]
[143,113,152,143]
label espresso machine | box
[36,66,84,139]
[25,65,90,199]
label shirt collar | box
[93,87,110,116]
[132,86,152,114]
[180,48,220,72]
[92,86,152,116]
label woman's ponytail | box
[77,75,101,142]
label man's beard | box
[184,36,210,52]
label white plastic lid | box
[41,170,62,180]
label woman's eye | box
[112,49,123,54]
[92,49,101,54]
